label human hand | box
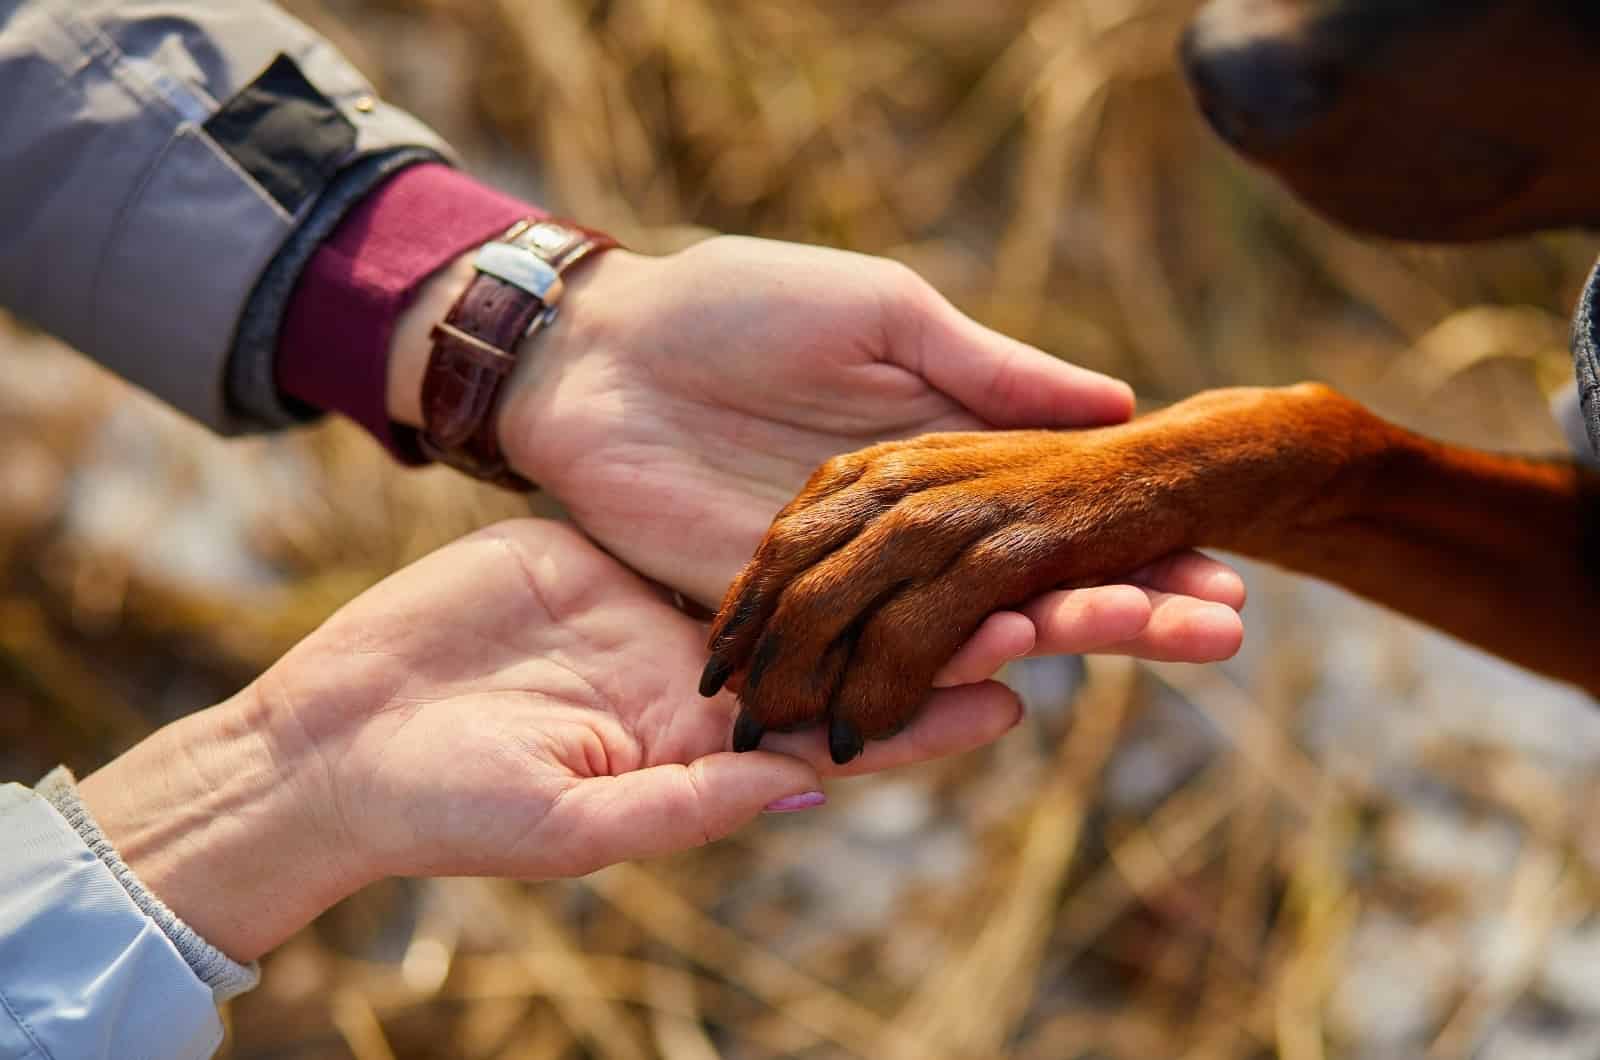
[491,235,1246,663]
[77,519,1025,962]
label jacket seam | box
[45,9,290,366]
[0,983,52,1060]
[86,127,293,366]
[82,121,176,373]
[51,8,214,123]
[191,125,297,226]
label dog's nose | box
[1180,24,1337,154]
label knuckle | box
[788,452,874,511]
[866,450,917,482]
[859,455,934,500]
[857,442,976,494]
[968,522,1052,563]
[1284,380,1338,403]
[889,490,1007,543]
[758,514,816,564]
[805,452,855,489]
[681,765,720,848]
[876,257,932,303]
[801,454,868,498]
[887,495,952,534]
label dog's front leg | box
[703,384,1600,759]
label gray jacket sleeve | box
[0,0,452,432]
[0,771,256,1060]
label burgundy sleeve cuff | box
[275,162,539,461]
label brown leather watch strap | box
[417,219,616,490]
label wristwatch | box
[416,218,617,490]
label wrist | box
[494,246,653,487]
[76,689,368,963]
[387,231,641,489]
[385,250,480,429]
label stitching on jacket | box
[52,8,214,123]
[191,127,296,225]
[83,128,181,367]
[0,984,53,1060]
[85,125,293,373]
[49,7,242,369]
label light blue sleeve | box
[1555,384,1600,470]
[0,776,255,1060]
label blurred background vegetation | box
[6,1,1600,1056]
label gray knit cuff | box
[34,766,261,1003]
[226,145,446,429]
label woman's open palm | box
[255,519,1026,882]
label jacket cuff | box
[34,767,260,1002]
[0,781,225,1060]
[0,3,456,436]
[272,163,539,461]
[228,147,444,431]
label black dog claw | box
[699,656,732,698]
[732,710,766,753]
[828,717,864,765]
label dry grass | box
[5,1,1600,1057]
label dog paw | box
[699,387,1368,760]
[700,430,1123,762]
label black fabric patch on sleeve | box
[204,53,357,215]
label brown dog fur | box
[704,0,1600,762]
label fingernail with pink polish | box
[763,791,827,814]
